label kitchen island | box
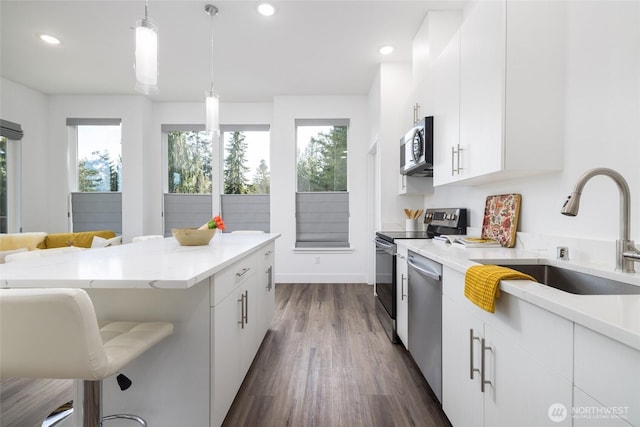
[1,232,280,427]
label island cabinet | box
[434,0,565,186]
[573,324,640,426]
[395,244,409,348]
[210,246,275,427]
[441,266,573,427]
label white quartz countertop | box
[1,233,280,289]
[397,239,640,351]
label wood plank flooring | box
[0,378,72,427]
[223,283,452,427]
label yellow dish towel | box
[464,265,535,313]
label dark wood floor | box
[223,283,452,427]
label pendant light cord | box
[209,11,214,93]
[144,0,149,20]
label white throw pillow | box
[91,235,122,248]
[0,247,29,263]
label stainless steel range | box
[374,208,467,343]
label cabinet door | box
[212,290,243,427]
[258,243,276,336]
[395,246,409,349]
[459,0,505,179]
[574,325,640,426]
[442,295,484,427]
[483,323,572,427]
[240,272,260,376]
[432,30,461,186]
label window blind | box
[0,119,24,140]
[295,192,349,248]
[163,194,213,236]
[71,192,122,233]
[220,194,270,233]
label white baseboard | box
[275,273,368,284]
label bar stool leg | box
[82,379,147,427]
[83,381,101,427]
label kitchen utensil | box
[480,194,521,248]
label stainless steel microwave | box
[400,116,433,177]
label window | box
[162,125,213,235]
[221,125,271,232]
[167,129,212,194]
[67,118,122,233]
[295,119,349,248]
[75,121,122,192]
[0,120,23,233]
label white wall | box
[46,95,151,241]
[417,1,639,263]
[375,63,424,231]
[0,78,49,232]
[271,96,370,283]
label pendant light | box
[205,4,220,136]
[134,0,159,95]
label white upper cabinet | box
[434,0,566,186]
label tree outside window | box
[168,130,212,194]
[223,130,270,194]
[77,125,122,192]
[297,124,347,192]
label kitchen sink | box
[479,262,640,295]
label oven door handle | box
[407,258,441,281]
[375,238,396,254]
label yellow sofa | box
[36,230,116,249]
[0,230,116,253]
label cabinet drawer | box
[210,252,257,307]
[574,324,640,426]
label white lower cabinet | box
[257,242,276,338]
[396,244,409,348]
[574,324,640,426]
[442,266,573,427]
[211,247,275,427]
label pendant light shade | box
[205,4,219,135]
[206,90,219,135]
[134,2,158,95]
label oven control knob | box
[450,214,457,221]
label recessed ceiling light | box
[39,33,61,45]
[257,3,275,17]
[379,45,394,55]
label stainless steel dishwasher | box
[407,250,443,403]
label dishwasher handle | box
[407,257,441,281]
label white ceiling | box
[1,0,464,103]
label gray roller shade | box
[220,194,270,233]
[296,192,349,248]
[163,194,213,236]
[71,192,122,234]
[0,119,24,140]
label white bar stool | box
[0,288,174,426]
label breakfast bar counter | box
[0,233,280,427]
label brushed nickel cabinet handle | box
[236,267,250,278]
[401,274,407,301]
[470,329,481,380]
[238,293,245,329]
[451,145,456,176]
[480,338,492,392]
[244,290,248,325]
[266,266,273,291]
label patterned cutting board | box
[481,194,522,248]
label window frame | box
[294,118,350,249]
